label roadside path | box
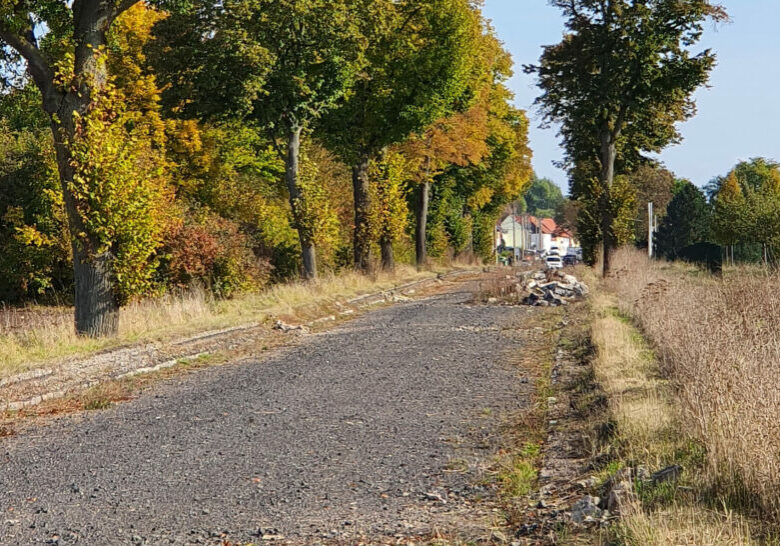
[0,280,532,544]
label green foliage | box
[369,151,411,248]
[712,158,780,264]
[296,152,343,260]
[427,179,471,258]
[523,176,564,217]
[154,0,367,278]
[66,73,172,304]
[529,0,725,270]
[320,0,481,163]
[629,163,675,244]
[655,181,711,260]
[577,175,638,264]
[472,209,499,262]
[0,121,70,301]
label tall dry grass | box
[606,247,780,523]
[0,264,450,378]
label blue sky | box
[482,0,780,194]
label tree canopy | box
[522,176,564,218]
[655,180,711,259]
[528,0,725,274]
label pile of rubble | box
[517,269,589,307]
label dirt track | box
[0,278,535,544]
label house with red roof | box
[497,213,578,255]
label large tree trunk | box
[415,180,430,270]
[19,5,132,337]
[0,0,136,337]
[600,130,617,277]
[73,249,119,336]
[352,155,372,273]
[285,124,317,280]
[50,93,120,337]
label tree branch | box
[0,26,56,95]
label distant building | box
[497,214,578,257]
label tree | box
[0,0,181,336]
[527,0,726,275]
[712,158,780,265]
[655,180,710,259]
[398,26,513,269]
[433,95,533,263]
[369,150,412,271]
[629,163,676,244]
[320,0,480,272]
[711,171,744,255]
[523,176,564,218]
[153,0,366,280]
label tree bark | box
[285,123,317,280]
[352,155,372,273]
[380,235,394,272]
[600,129,617,277]
[73,249,119,336]
[415,180,430,270]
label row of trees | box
[0,0,532,336]
[527,0,727,273]
[596,157,780,266]
[711,158,780,264]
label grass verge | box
[588,270,773,545]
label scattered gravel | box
[0,282,532,544]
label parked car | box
[549,246,561,256]
[563,254,578,266]
[545,255,563,270]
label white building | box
[497,214,577,258]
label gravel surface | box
[0,282,532,544]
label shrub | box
[162,210,269,297]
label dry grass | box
[0,264,456,378]
[588,270,764,545]
[605,248,780,525]
[616,505,756,546]
[590,292,676,466]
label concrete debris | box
[570,495,602,524]
[272,320,308,333]
[516,269,590,307]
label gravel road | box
[0,281,533,544]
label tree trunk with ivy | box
[1,4,133,337]
[599,128,617,278]
[379,234,394,272]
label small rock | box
[571,495,602,524]
[273,320,306,333]
[652,464,682,484]
[423,492,447,504]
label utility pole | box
[512,203,517,264]
[521,213,526,258]
[648,202,654,258]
